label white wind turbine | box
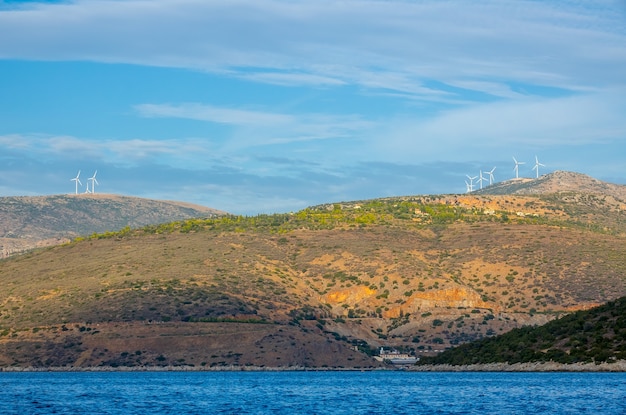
[477,170,487,190]
[485,167,496,185]
[71,170,81,194]
[532,156,545,178]
[465,180,471,193]
[513,157,525,179]
[88,170,99,194]
[466,174,477,192]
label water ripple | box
[1,371,625,414]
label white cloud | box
[0,133,215,167]
[375,90,626,161]
[133,103,375,151]
[134,103,293,126]
[103,138,211,162]
[238,71,346,87]
[445,80,524,99]
[1,0,624,95]
[0,134,34,149]
[1,1,625,210]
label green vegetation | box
[418,297,626,365]
[68,190,625,247]
[77,198,553,242]
[1,174,625,368]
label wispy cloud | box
[1,1,625,213]
[238,71,346,87]
[1,0,624,96]
[0,134,215,167]
[374,90,626,161]
[134,103,375,149]
[0,134,34,149]
[135,103,293,126]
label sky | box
[1,0,625,215]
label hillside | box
[0,194,225,258]
[475,171,626,200]
[0,172,625,369]
[417,296,626,365]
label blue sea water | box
[1,371,625,414]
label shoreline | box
[2,360,626,373]
[410,361,626,372]
[0,365,386,372]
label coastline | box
[0,365,385,372]
[2,360,626,372]
[410,360,626,372]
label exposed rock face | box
[321,285,496,319]
[322,286,376,304]
[384,287,496,318]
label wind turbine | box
[532,156,545,178]
[485,167,496,185]
[88,171,99,194]
[465,180,471,193]
[466,175,477,192]
[512,157,525,179]
[71,170,81,195]
[477,170,487,190]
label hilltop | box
[0,194,225,258]
[475,171,626,200]
[0,172,625,369]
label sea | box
[1,371,625,414]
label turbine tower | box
[466,175,477,192]
[88,170,99,194]
[512,157,525,179]
[71,170,81,195]
[476,170,487,190]
[485,167,496,185]
[532,156,545,178]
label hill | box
[0,194,225,258]
[475,171,626,200]
[0,172,625,369]
[417,296,626,366]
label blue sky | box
[1,0,625,215]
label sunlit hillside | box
[0,194,225,258]
[0,172,624,368]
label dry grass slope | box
[0,172,624,369]
[0,194,225,258]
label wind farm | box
[70,170,100,195]
[70,158,550,198]
[464,156,547,193]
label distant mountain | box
[417,296,626,366]
[474,171,626,200]
[0,194,226,257]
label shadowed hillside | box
[0,194,225,258]
[417,296,626,365]
[0,172,625,369]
